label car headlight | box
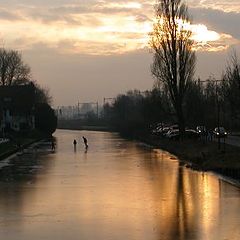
[217,133,219,135]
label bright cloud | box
[191,24,220,42]
[104,2,142,9]
[0,0,238,55]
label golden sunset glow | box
[0,17,235,55]
[106,2,142,9]
[0,0,238,55]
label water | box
[0,129,240,240]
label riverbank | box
[0,131,48,161]
[137,134,240,181]
[57,126,113,132]
[57,119,113,132]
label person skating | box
[73,139,77,152]
[82,136,88,149]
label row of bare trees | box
[103,56,240,136]
[103,0,240,136]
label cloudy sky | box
[0,0,239,106]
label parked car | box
[213,127,228,138]
[170,125,179,130]
[166,128,199,140]
[152,126,166,135]
[161,127,171,136]
[163,125,178,136]
[151,123,169,135]
[152,126,162,135]
[185,129,200,139]
[196,126,207,135]
[166,129,180,140]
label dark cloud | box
[56,39,137,55]
[0,0,97,8]
[0,9,22,21]
[50,3,146,16]
[19,4,104,26]
[190,7,240,39]
[49,5,91,15]
[135,14,151,22]
[4,2,150,26]
[27,11,82,25]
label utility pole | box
[96,101,99,119]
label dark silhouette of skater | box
[82,136,88,149]
[73,139,77,152]
[51,139,55,151]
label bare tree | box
[150,0,196,135]
[222,50,240,129]
[0,48,9,86]
[225,50,240,89]
[0,48,31,86]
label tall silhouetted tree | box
[150,0,196,136]
[0,48,31,86]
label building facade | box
[0,84,35,134]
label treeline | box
[103,53,240,136]
[0,48,57,135]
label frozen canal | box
[0,129,240,240]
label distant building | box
[57,106,79,120]
[0,84,36,133]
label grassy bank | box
[139,134,240,180]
